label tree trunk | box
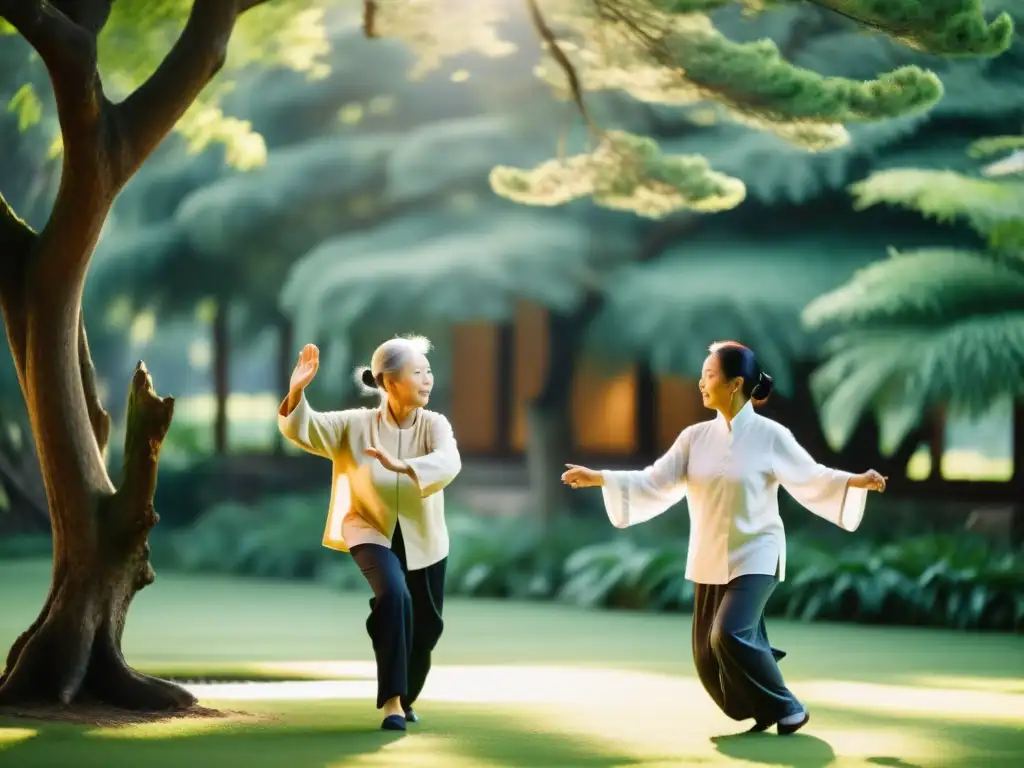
[0,0,281,716]
[212,299,229,455]
[526,301,599,520]
[0,355,193,711]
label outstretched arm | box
[567,428,691,529]
[772,426,883,532]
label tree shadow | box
[866,758,924,768]
[0,701,644,768]
[710,731,835,768]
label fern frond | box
[802,248,1024,330]
[849,169,1024,251]
[810,314,1024,453]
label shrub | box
[162,493,1023,632]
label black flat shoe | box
[381,714,407,731]
[404,708,419,724]
[748,720,774,733]
[777,711,810,735]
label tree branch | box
[0,191,36,258]
[112,361,173,535]
[112,0,274,184]
[49,0,113,36]
[78,313,111,458]
[0,192,34,368]
[0,0,103,141]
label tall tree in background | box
[0,0,1015,714]
[286,0,1015,515]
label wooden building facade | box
[447,302,1024,504]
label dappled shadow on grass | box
[708,704,1024,768]
[0,699,643,768]
[711,731,835,768]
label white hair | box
[354,334,432,399]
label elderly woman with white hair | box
[278,335,462,732]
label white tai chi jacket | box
[278,393,462,570]
[600,401,868,584]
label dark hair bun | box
[751,371,774,403]
[361,368,377,389]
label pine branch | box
[112,0,274,184]
[805,0,1014,57]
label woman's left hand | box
[850,469,886,492]
[365,447,409,474]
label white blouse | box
[601,400,867,585]
[278,393,462,570]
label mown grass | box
[1,559,1021,767]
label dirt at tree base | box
[0,702,274,728]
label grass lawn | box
[1,559,1022,767]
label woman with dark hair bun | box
[562,340,886,735]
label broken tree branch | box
[112,362,174,534]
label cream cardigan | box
[278,392,462,570]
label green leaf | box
[809,314,1024,452]
[6,84,42,132]
[802,248,1024,331]
[848,169,1024,251]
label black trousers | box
[692,572,803,724]
[349,521,447,710]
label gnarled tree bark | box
[0,0,271,713]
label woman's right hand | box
[562,463,604,489]
[289,344,320,393]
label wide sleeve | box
[405,413,462,497]
[599,427,691,529]
[277,391,348,460]
[771,426,866,532]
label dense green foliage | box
[803,137,1024,453]
[36,493,1009,633]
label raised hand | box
[561,463,604,489]
[289,344,320,393]
[850,469,887,492]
